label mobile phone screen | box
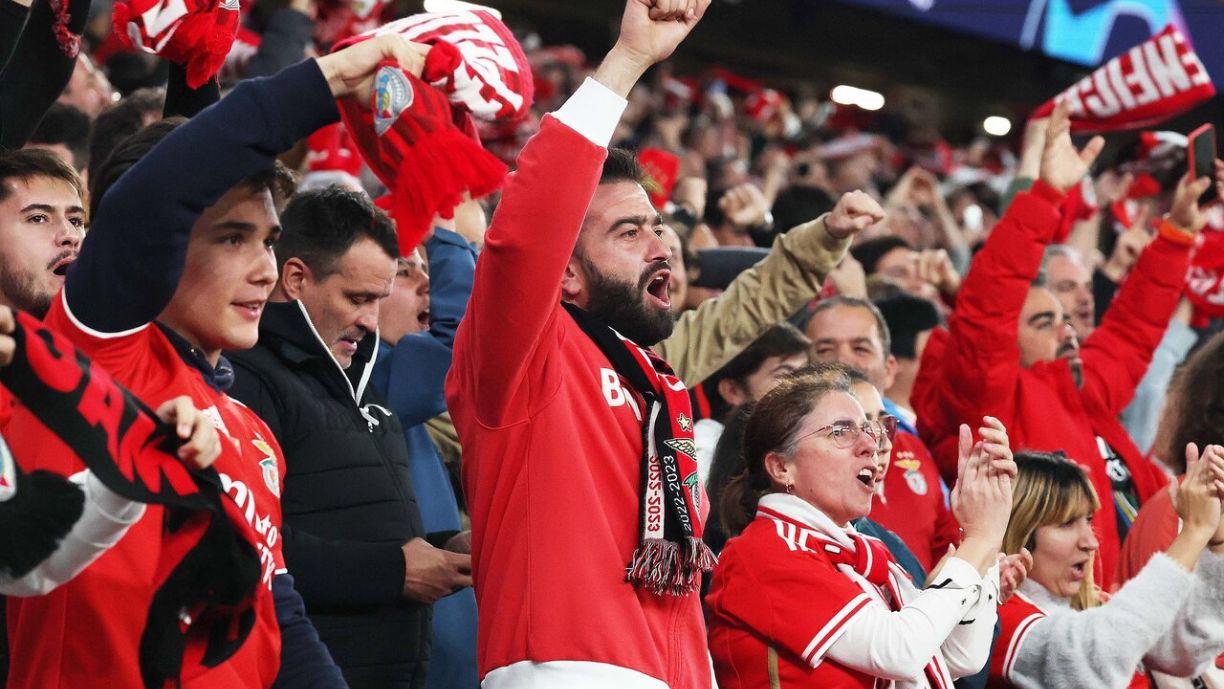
[1191,125,1218,205]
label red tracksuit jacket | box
[914,180,1176,586]
[446,113,710,689]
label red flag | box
[638,148,680,211]
[1187,226,1224,323]
[1031,25,1214,133]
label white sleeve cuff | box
[551,77,628,148]
[82,471,145,526]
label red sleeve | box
[990,594,1046,686]
[707,524,874,667]
[1079,235,1192,415]
[454,115,607,427]
[942,181,1064,434]
[1115,482,1179,584]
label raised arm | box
[1079,168,1213,415]
[655,191,880,384]
[67,36,430,334]
[0,0,87,150]
[454,0,709,426]
[942,105,1103,427]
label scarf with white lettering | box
[563,302,714,596]
[0,309,261,689]
[1031,25,1214,133]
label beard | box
[0,263,52,318]
[582,258,675,346]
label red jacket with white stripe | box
[914,181,1177,585]
[445,82,710,689]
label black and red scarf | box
[0,309,261,689]
[563,303,714,596]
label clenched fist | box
[825,190,886,240]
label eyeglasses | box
[875,414,899,444]
[794,420,880,450]
[794,415,899,451]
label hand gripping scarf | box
[1031,25,1214,133]
[562,303,714,596]
[0,309,261,689]
[333,4,532,254]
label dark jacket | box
[372,228,478,689]
[229,299,429,689]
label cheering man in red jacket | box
[915,103,1222,586]
[446,4,717,687]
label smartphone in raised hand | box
[1187,123,1219,207]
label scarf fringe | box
[626,537,716,596]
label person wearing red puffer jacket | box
[914,102,1221,588]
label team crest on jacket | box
[904,470,928,495]
[252,439,280,497]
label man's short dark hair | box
[771,185,834,235]
[600,147,649,186]
[277,186,399,278]
[806,295,892,355]
[705,322,810,419]
[28,103,92,171]
[88,87,165,184]
[0,148,85,205]
[850,235,914,275]
[875,293,940,359]
[90,117,295,218]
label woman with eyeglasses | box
[987,450,1224,689]
[707,370,1015,689]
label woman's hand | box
[950,417,1016,573]
[1166,443,1223,569]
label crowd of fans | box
[0,0,1222,688]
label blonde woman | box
[988,450,1224,689]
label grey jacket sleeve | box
[1010,554,1195,689]
[1143,549,1224,677]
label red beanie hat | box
[112,0,241,88]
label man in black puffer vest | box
[228,186,473,689]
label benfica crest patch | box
[373,66,413,136]
[252,439,280,498]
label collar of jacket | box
[156,323,235,393]
[257,299,379,404]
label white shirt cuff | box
[552,77,628,148]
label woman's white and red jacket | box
[707,493,999,688]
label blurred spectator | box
[86,86,164,185]
[694,323,810,479]
[25,103,91,176]
[876,293,941,429]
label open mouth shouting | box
[854,465,880,492]
[644,269,671,310]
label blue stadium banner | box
[833,0,1224,82]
